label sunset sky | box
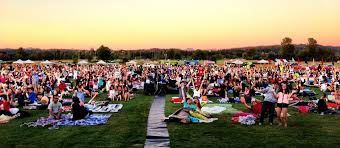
[0,0,339,50]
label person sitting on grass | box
[334,88,340,104]
[72,96,91,120]
[193,71,205,99]
[75,86,89,105]
[163,99,216,124]
[116,86,123,101]
[240,94,262,117]
[26,86,37,104]
[0,95,13,116]
[317,93,328,115]
[179,79,191,102]
[90,79,99,100]
[48,95,62,120]
[183,99,211,120]
[107,86,116,101]
[123,86,130,101]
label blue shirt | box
[183,102,197,111]
[28,92,37,103]
[33,74,39,81]
[76,91,85,102]
[99,79,104,87]
[259,86,277,103]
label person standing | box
[258,82,279,126]
[274,83,297,127]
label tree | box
[15,47,27,59]
[280,37,295,58]
[72,55,79,64]
[96,45,112,60]
[167,49,175,59]
[306,38,317,58]
[87,49,95,62]
[193,49,207,60]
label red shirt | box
[0,100,10,112]
[0,76,6,83]
[198,69,204,77]
[195,79,202,87]
[59,82,67,91]
[252,102,262,115]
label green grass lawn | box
[165,88,340,148]
[0,92,154,148]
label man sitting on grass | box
[48,95,63,120]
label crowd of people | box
[0,61,339,126]
[0,64,144,120]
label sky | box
[0,0,339,50]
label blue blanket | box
[23,114,111,127]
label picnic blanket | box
[0,114,17,124]
[62,99,73,106]
[170,97,183,103]
[22,114,111,127]
[298,89,316,96]
[327,103,340,108]
[201,104,241,114]
[85,104,123,113]
[231,112,257,125]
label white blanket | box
[86,104,123,113]
[201,106,226,114]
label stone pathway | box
[144,96,170,148]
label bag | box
[201,96,208,102]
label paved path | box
[144,96,170,148]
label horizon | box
[1,0,340,49]
[1,43,340,51]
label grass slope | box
[165,88,340,148]
[0,92,153,148]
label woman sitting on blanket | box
[183,99,211,120]
[72,96,91,120]
[163,99,214,124]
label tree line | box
[0,38,338,62]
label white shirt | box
[193,89,201,98]
[106,81,111,91]
[109,90,115,98]
[320,83,327,91]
